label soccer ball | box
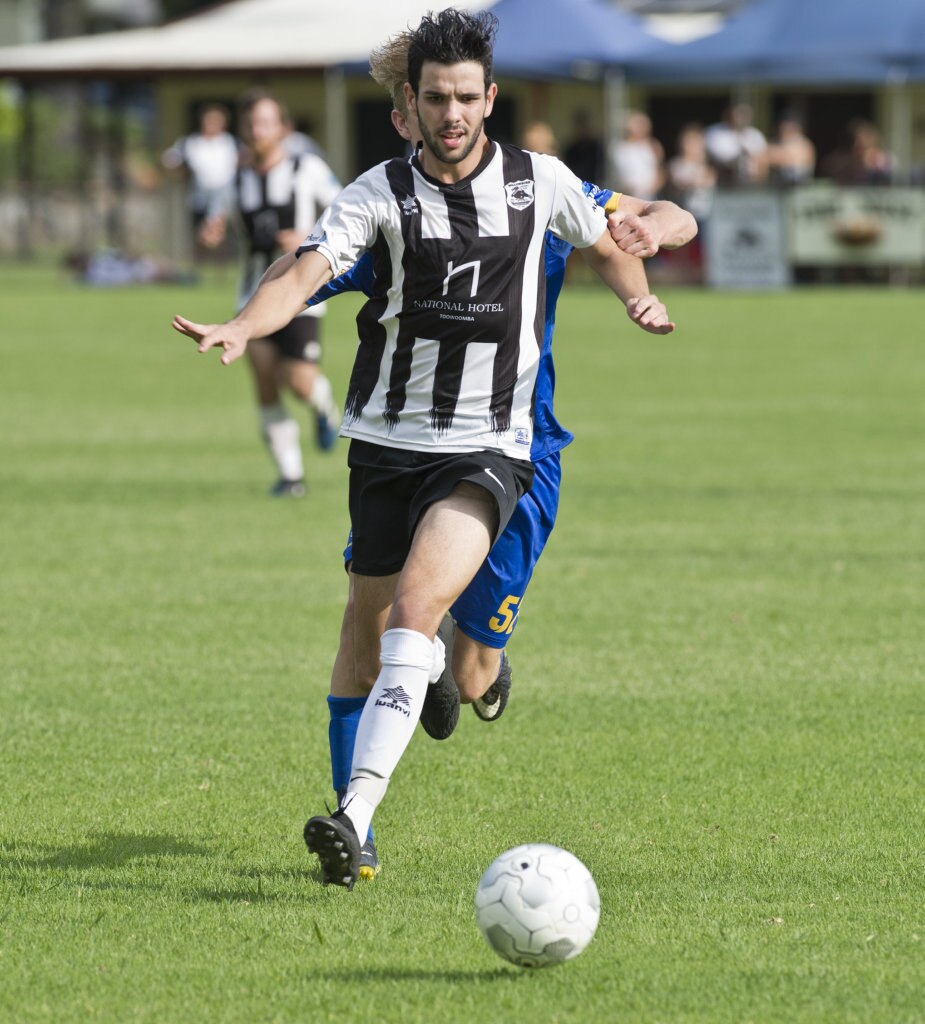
[474,844,600,968]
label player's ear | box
[403,82,416,113]
[484,82,498,118]
[391,109,412,142]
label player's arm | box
[171,249,333,364]
[580,230,676,335]
[607,195,698,259]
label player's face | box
[407,60,496,175]
[247,99,287,159]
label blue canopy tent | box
[623,0,925,177]
[490,0,664,80]
[626,0,925,84]
[488,0,670,185]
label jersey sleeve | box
[296,171,381,277]
[546,157,608,249]
[307,250,375,307]
[581,180,622,214]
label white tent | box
[0,0,497,76]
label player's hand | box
[609,211,661,259]
[625,295,675,335]
[198,215,226,249]
[171,315,250,365]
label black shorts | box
[347,439,535,577]
[268,315,321,363]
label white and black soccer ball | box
[474,844,600,968]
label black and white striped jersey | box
[298,141,606,458]
[236,153,341,319]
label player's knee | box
[388,593,444,638]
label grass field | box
[1,266,923,1023]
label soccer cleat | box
[472,651,512,722]
[315,412,338,452]
[269,477,307,498]
[419,615,460,740]
[358,838,381,881]
[304,809,361,890]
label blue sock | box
[327,695,373,843]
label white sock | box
[429,633,446,684]
[259,403,303,481]
[308,373,339,425]
[341,628,433,842]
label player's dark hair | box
[407,8,498,95]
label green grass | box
[1,266,923,1023]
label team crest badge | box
[504,179,535,210]
[401,195,419,216]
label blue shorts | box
[341,451,562,650]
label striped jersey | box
[236,153,341,319]
[297,141,607,459]
[308,180,622,462]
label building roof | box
[0,0,498,78]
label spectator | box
[822,119,895,185]
[521,120,558,156]
[767,113,816,186]
[611,110,664,201]
[704,104,768,187]
[562,108,605,185]
[162,103,239,251]
[667,123,716,223]
[665,123,714,281]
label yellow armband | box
[604,193,622,215]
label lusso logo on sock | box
[375,685,412,716]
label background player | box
[199,91,343,497]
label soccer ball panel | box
[474,844,600,968]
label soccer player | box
[313,31,696,881]
[199,91,343,497]
[174,9,676,889]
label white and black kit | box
[236,153,341,361]
[298,141,606,570]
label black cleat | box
[419,615,460,740]
[358,838,380,880]
[269,477,307,498]
[304,810,361,890]
[472,651,511,722]
[332,787,380,881]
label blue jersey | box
[310,181,618,462]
